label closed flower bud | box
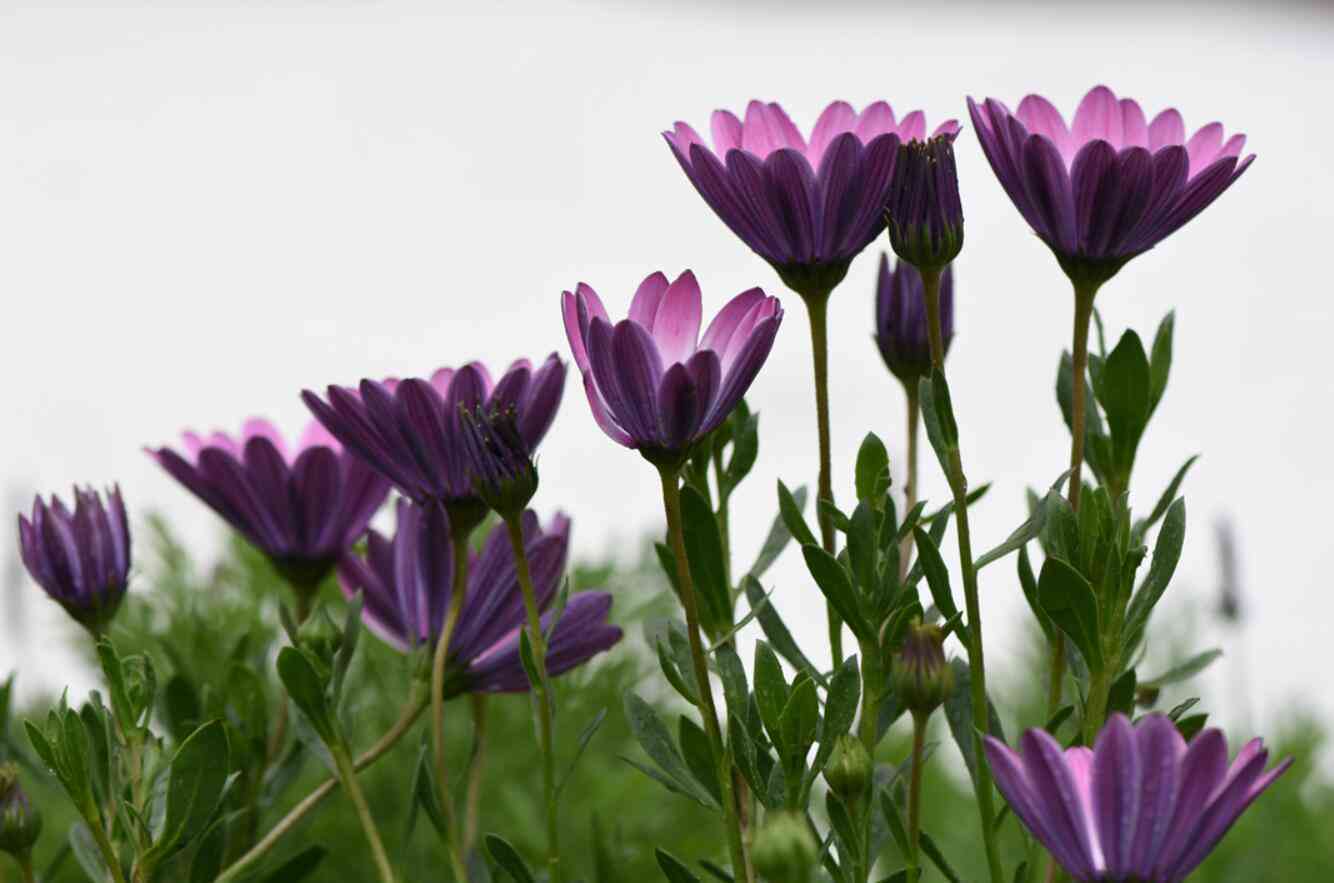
[751,810,817,883]
[297,605,344,672]
[0,764,41,858]
[891,620,953,716]
[459,406,540,519]
[885,135,964,272]
[823,733,872,802]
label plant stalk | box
[803,293,843,664]
[330,741,398,883]
[907,712,928,883]
[462,694,489,854]
[899,386,921,581]
[1067,284,1099,512]
[921,266,1005,883]
[429,528,472,882]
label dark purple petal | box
[702,312,782,434]
[763,148,819,265]
[656,362,703,451]
[1020,134,1078,254]
[610,319,667,447]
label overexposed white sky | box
[4,1,1331,736]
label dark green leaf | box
[276,648,331,742]
[148,719,230,861]
[749,487,807,580]
[1018,545,1054,643]
[855,432,892,506]
[678,716,721,805]
[912,527,967,646]
[556,708,608,797]
[1038,558,1104,671]
[681,485,733,635]
[1148,311,1175,414]
[942,659,1006,786]
[753,642,790,751]
[920,831,962,882]
[1124,500,1187,652]
[743,578,827,689]
[1141,649,1222,689]
[1132,455,1198,542]
[257,846,328,883]
[802,545,872,641]
[486,834,537,883]
[778,481,818,549]
[974,476,1069,571]
[655,848,703,883]
[622,692,717,809]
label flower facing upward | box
[985,714,1292,882]
[302,356,566,525]
[885,134,964,271]
[149,419,391,592]
[561,271,782,463]
[968,85,1253,285]
[338,500,622,696]
[459,405,539,518]
[17,486,130,631]
[665,100,959,297]
[875,254,954,385]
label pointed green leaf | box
[855,432,892,505]
[1037,558,1104,671]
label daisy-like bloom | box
[875,254,954,387]
[17,486,130,631]
[338,500,621,696]
[985,714,1292,882]
[149,418,391,594]
[968,85,1252,286]
[665,100,959,298]
[302,356,565,533]
[561,270,782,464]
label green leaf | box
[486,834,538,883]
[877,788,909,855]
[1176,713,1209,741]
[678,716,721,805]
[147,720,231,861]
[257,846,328,883]
[1037,557,1104,671]
[778,480,818,549]
[779,678,819,762]
[753,642,791,751]
[808,657,861,785]
[655,638,698,706]
[331,590,363,703]
[556,708,608,797]
[1108,668,1137,716]
[276,647,332,742]
[918,371,958,476]
[1141,649,1222,689]
[1148,310,1175,414]
[622,692,718,809]
[855,432,892,506]
[96,639,136,733]
[69,822,111,883]
[743,578,826,689]
[974,475,1069,571]
[920,831,962,883]
[1018,545,1054,643]
[725,412,760,490]
[802,545,872,641]
[912,527,967,645]
[942,659,1006,786]
[714,643,749,722]
[1123,499,1187,653]
[1132,455,1198,542]
[655,848,703,883]
[749,486,806,580]
[1099,330,1152,476]
[681,485,734,635]
[706,584,776,653]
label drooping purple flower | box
[875,254,954,385]
[459,406,539,518]
[17,486,130,631]
[665,100,959,297]
[968,85,1253,284]
[338,500,621,696]
[885,134,964,270]
[985,714,1291,882]
[561,270,782,462]
[302,356,566,528]
[149,418,391,592]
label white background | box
[3,1,1330,742]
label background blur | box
[3,0,1330,770]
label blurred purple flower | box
[17,486,130,630]
[985,714,1291,882]
[561,270,782,461]
[665,100,959,296]
[302,356,566,524]
[875,254,954,385]
[968,85,1252,284]
[148,418,391,591]
[885,134,964,270]
[338,500,621,696]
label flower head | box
[890,619,953,716]
[875,254,954,385]
[0,764,41,859]
[751,810,818,883]
[149,418,391,592]
[985,714,1292,882]
[968,85,1253,285]
[665,100,959,297]
[302,357,565,530]
[17,486,130,631]
[885,134,964,271]
[338,500,621,696]
[561,271,782,464]
[459,405,539,518]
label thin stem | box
[921,267,1005,883]
[658,467,753,883]
[266,589,313,778]
[857,639,885,883]
[1067,284,1098,512]
[899,387,921,581]
[330,742,397,883]
[430,529,472,882]
[803,293,843,664]
[1046,633,1067,722]
[504,516,561,883]
[87,812,128,883]
[462,694,489,854]
[215,690,428,883]
[907,713,928,883]
[712,450,733,590]
[16,853,35,883]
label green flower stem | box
[330,741,397,883]
[921,266,1005,883]
[16,853,36,883]
[1066,283,1099,513]
[906,712,928,883]
[462,694,489,854]
[503,515,562,883]
[429,529,472,883]
[899,386,921,581]
[857,638,886,883]
[1046,633,1067,719]
[803,293,844,665]
[711,449,733,590]
[86,809,128,883]
[658,466,753,883]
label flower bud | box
[885,135,964,272]
[297,605,344,672]
[874,254,955,386]
[823,733,872,803]
[459,406,539,519]
[0,764,42,859]
[891,620,953,716]
[751,810,817,883]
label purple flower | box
[875,253,954,385]
[665,100,959,297]
[17,486,130,630]
[148,418,391,591]
[985,714,1292,882]
[459,406,539,518]
[338,500,621,696]
[885,134,964,270]
[561,270,782,462]
[968,85,1253,284]
[301,356,566,524]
